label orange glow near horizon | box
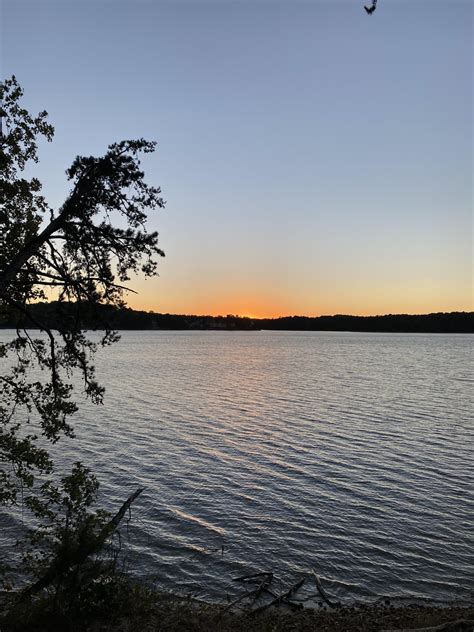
[6,0,472,329]
[126,305,474,319]
[122,250,473,318]
[126,286,473,319]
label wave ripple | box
[1,331,473,604]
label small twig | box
[254,575,272,600]
[262,586,278,599]
[225,573,273,612]
[252,577,306,615]
[311,569,340,607]
[224,584,260,612]
[233,571,273,583]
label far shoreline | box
[1,303,473,334]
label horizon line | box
[131,308,473,320]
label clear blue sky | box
[2,0,472,316]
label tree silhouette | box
[0,76,164,582]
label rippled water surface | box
[1,331,473,604]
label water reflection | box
[1,331,472,604]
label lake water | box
[1,330,473,605]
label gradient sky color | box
[2,0,472,317]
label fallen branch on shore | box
[228,569,343,615]
[252,577,306,615]
[311,569,340,607]
[233,571,273,584]
[224,573,273,612]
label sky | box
[1,0,472,317]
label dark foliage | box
[0,76,163,593]
[2,301,472,333]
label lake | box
[1,330,473,605]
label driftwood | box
[253,574,273,600]
[20,488,144,601]
[252,577,306,615]
[225,573,273,612]
[311,569,340,607]
[382,621,474,632]
[233,571,273,583]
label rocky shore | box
[136,599,474,632]
[2,585,473,631]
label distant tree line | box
[258,312,473,333]
[1,301,472,333]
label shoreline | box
[2,304,473,334]
[2,588,473,631]
[149,591,474,630]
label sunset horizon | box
[125,284,473,320]
[1,0,473,627]
[124,301,474,321]
[4,1,471,321]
